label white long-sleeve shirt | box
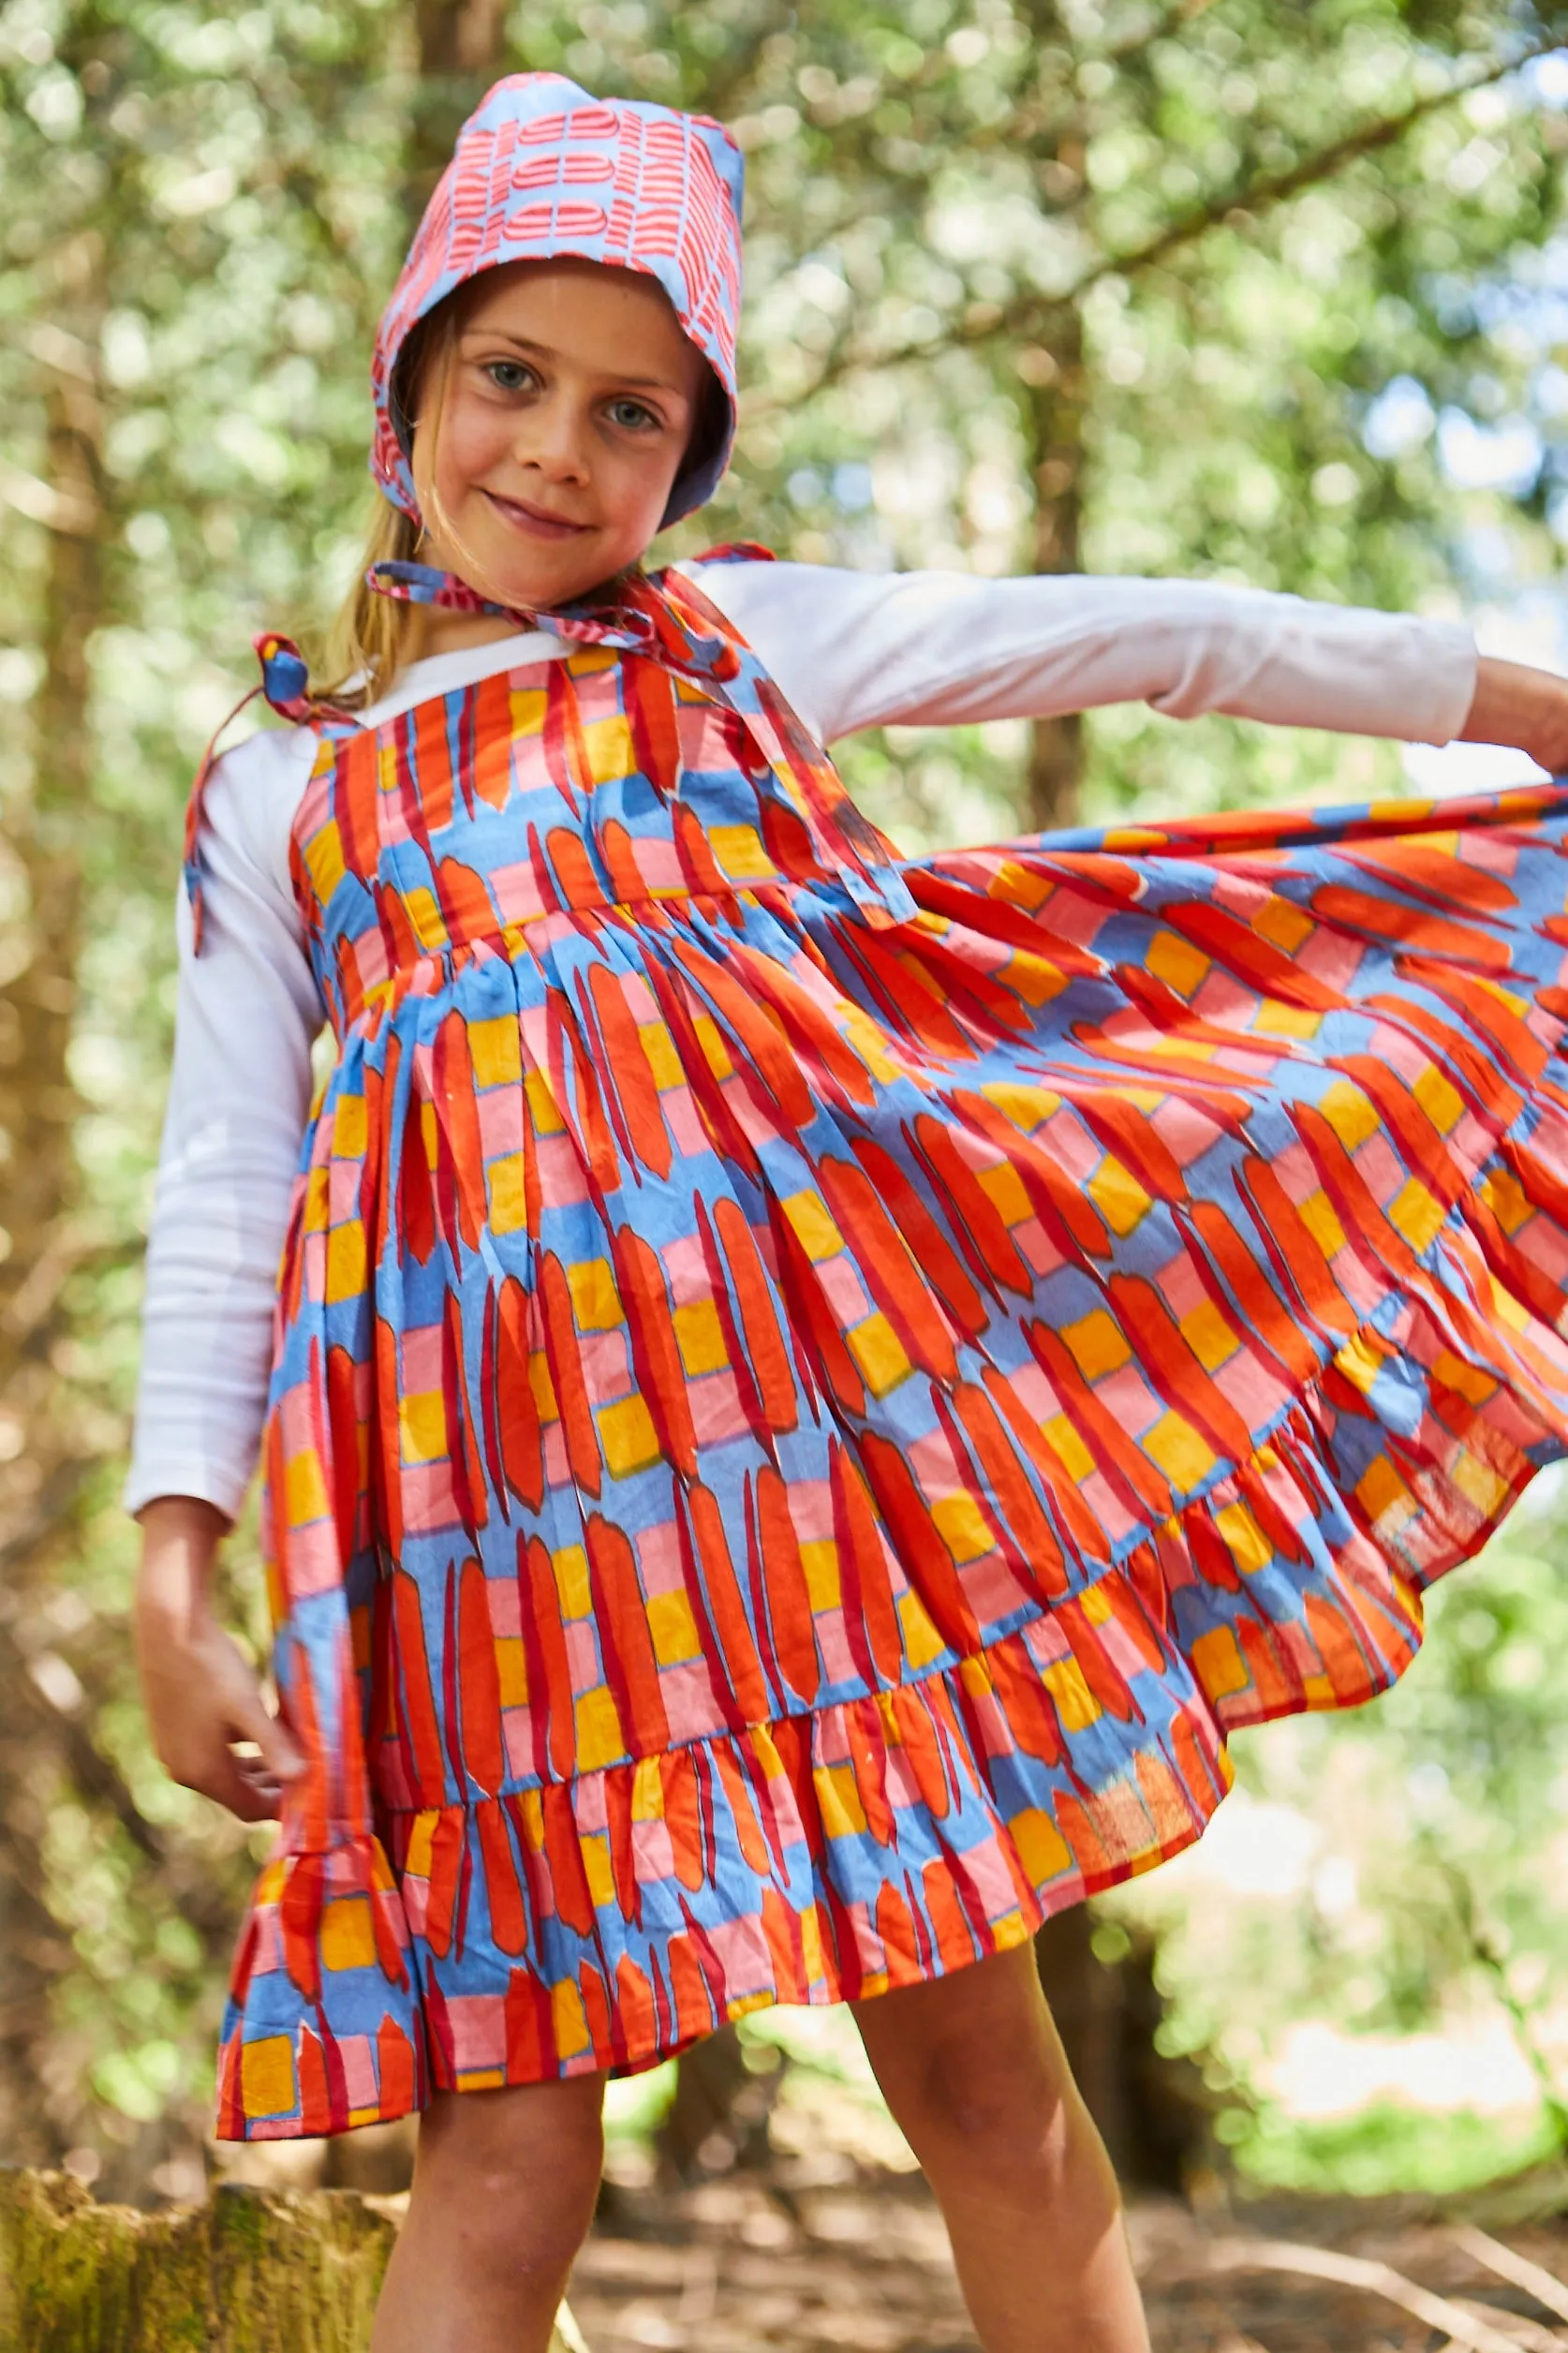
[126,558,1477,1519]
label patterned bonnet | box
[370,72,745,530]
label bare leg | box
[369,2072,606,2353]
[852,1942,1150,2353]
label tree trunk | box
[1034,1908,1213,2193]
[654,2025,778,2183]
[0,214,105,2168]
[1021,295,1087,832]
[0,2168,586,2353]
[405,0,509,227]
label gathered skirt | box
[217,779,1568,2139]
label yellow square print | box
[640,1020,683,1089]
[1146,928,1210,999]
[468,1014,522,1090]
[709,823,779,881]
[551,1976,592,2059]
[1180,1297,1237,1373]
[1060,1309,1130,1383]
[495,1637,528,1707]
[599,1395,662,1479]
[398,1390,447,1465]
[673,1298,728,1376]
[553,1544,592,1620]
[1142,1411,1214,1492]
[580,712,635,785]
[333,1093,367,1158]
[781,1189,843,1263]
[1009,1806,1073,1886]
[573,1684,626,1772]
[1251,894,1313,954]
[568,1256,623,1331]
[1388,1176,1445,1254]
[320,1895,377,1973]
[978,1161,1032,1226]
[241,2035,297,2119]
[1298,1188,1347,1258]
[646,1588,702,1666]
[931,1489,993,1565]
[285,1447,330,1529]
[303,821,347,905]
[847,1311,912,1397]
[1413,1060,1464,1136]
[1087,1154,1150,1238]
[325,1220,367,1304]
[1318,1078,1379,1153]
[487,1153,526,1236]
[524,1068,567,1135]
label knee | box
[885,2029,1091,2196]
[415,2081,604,2281]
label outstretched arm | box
[1459,657,1568,772]
[686,560,1531,754]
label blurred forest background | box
[6,0,1568,2224]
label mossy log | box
[0,2169,585,2352]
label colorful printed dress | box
[214,559,1568,2141]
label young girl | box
[131,71,1568,2353]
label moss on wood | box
[0,2168,584,2351]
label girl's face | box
[409,258,711,616]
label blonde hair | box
[316,307,460,710]
[316,493,424,710]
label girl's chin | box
[464,532,623,613]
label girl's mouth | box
[481,489,592,543]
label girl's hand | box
[1459,656,1568,774]
[134,1496,303,1823]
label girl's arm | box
[128,728,320,1518]
[136,1496,303,1818]
[688,560,1563,762]
[130,726,321,1819]
[1457,657,1568,769]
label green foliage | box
[1112,1472,1568,2192]
[4,0,1568,2195]
[1225,2100,1563,2198]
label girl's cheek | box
[431,392,519,496]
[607,444,682,534]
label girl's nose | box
[519,395,591,483]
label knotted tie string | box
[367,558,660,656]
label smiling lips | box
[481,488,591,541]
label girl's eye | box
[608,397,659,432]
[484,360,535,393]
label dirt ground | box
[217,2039,1568,2350]
[570,2150,1568,2352]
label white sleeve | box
[679,561,1478,751]
[125,727,324,1520]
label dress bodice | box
[287,568,914,1038]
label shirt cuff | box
[122,1453,251,1524]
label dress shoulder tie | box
[182,632,354,954]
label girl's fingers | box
[170,1736,283,1822]
[233,1752,287,1813]
[214,1638,306,1784]
[231,1694,305,1786]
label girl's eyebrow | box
[460,326,688,397]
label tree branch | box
[0,458,96,538]
[766,36,1557,407]
[1102,0,1222,69]
[689,0,801,122]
